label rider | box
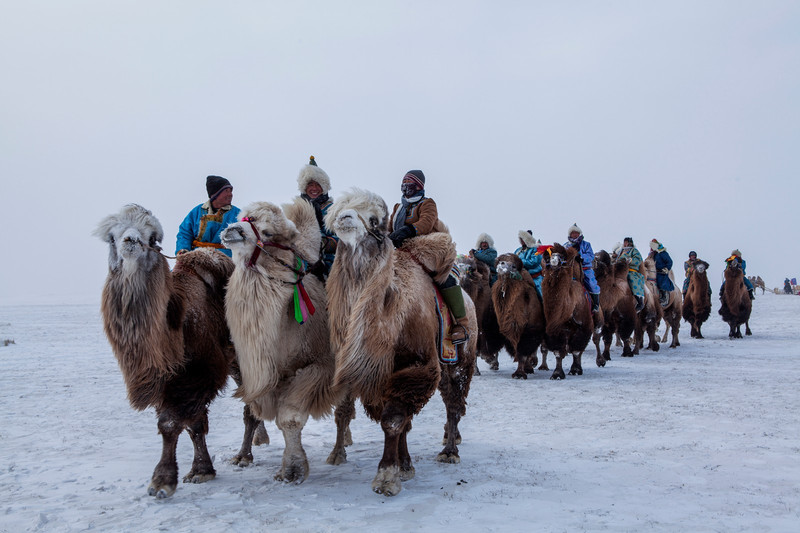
[649,239,675,307]
[297,155,338,280]
[682,251,698,296]
[563,223,600,314]
[388,169,470,344]
[471,233,498,286]
[176,175,241,257]
[515,229,543,299]
[617,237,645,312]
[720,249,756,300]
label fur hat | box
[568,223,582,238]
[403,170,426,189]
[731,249,742,258]
[650,239,664,252]
[518,229,536,248]
[206,175,232,200]
[297,155,332,195]
[475,233,494,249]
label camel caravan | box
[94,163,759,498]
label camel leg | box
[670,322,680,348]
[550,352,567,380]
[569,352,583,376]
[647,322,660,351]
[512,350,528,380]
[148,410,182,499]
[253,421,270,446]
[230,361,269,448]
[621,337,633,357]
[274,407,310,484]
[437,361,471,463]
[615,333,623,347]
[372,405,407,497]
[184,411,216,484]
[398,428,415,480]
[327,395,356,466]
[232,403,260,467]
[745,320,752,336]
[538,347,550,371]
[660,324,670,344]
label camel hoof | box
[511,371,527,379]
[399,464,416,481]
[275,457,309,484]
[436,452,461,464]
[147,481,176,499]
[183,469,215,484]
[231,454,253,467]
[538,364,549,371]
[569,368,583,376]
[550,373,565,380]
[252,423,270,446]
[490,362,499,371]
[326,448,347,466]
[372,466,401,496]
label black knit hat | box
[206,175,232,199]
[403,170,426,188]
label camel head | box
[94,204,164,273]
[324,188,388,249]
[222,201,301,262]
[496,253,524,280]
[694,260,709,274]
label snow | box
[1,294,799,532]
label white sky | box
[2,1,798,305]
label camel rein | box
[356,213,385,247]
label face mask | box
[401,183,418,197]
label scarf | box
[301,193,330,231]
[393,190,425,232]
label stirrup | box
[450,324,469,345]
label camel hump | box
[176,248,235,289]
[402,233,457,285]
[282,197,322,263]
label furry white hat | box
[568,223,582,238]
[650,239,664,252]
[612,242,622,256]
[297,155,332,195]
[518,230,536,248]
[475,233,494,249]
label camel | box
[456,254,503,373]
[748,275,766,295]
[538,243,596,380]
[95,204,250,499]
[324,189,477,496]
[644,256,682,349]
[682,259,711,338]
[593,250,636,358]
[719,259,753,338]
[220,198,339,484]
[632,260,662,355]
[491,253,546,379]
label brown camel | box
[324,189,477,496]
[491,253,546,379]
[719,259,753,338]
[539,243,595,380]
[644,256,682,349]
[221,198,339,484]
[95,204,253,498]
[682,259,711,338]
[456,254,503,373]
[633,260,662,355]
[748,275,766,295]
[593,250,636,358]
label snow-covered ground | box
[1,293,799,533]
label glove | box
[389,225,416,248]
[660,268,669,274]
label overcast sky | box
[2,1,798,305]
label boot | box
[590,293,600,314]
[440,284,469,345]
[748,289,755,300]
[634,295,644,312]
[659,290,669,307]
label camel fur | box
[644,256,682,349]
[682,259,711,338]
[593,250,636,358]
[718,260,753,338]
[221,198,339,483]
[456,254,503,373]
[324,188,476,496]
[95,204,241,499]
[491,253,545,379]
[539,243,595,380]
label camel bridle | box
[355,213,385,247]
[241,217,309,282]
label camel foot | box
[569,366,583,376]
[596,358,605,368]
[550,370,565,380]
[183,469,216,484]
[490,361,499,371]
[252,422,270,446]
[538,363,549,371]
[436,451,461,464]
[441,434,461,446]
[326,447,348,466]
[399,464,416,481]
[147,479,176,499]
[372,466,402,496]
[511,370,527,379]
[231,453,253,467]
[650,343,660,352]
[274,455,309,484]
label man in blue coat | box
[649,239,674,307]
[564,223,600,314]
[176,175,241,257]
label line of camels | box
[94,189,754,499]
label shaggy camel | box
[95,204,250,499]
[645,256,682,348]
[749,275,766,295]
[632,260,662,355]
[221,198,339,483]
[719,259,753,338]
[456,254,503,373]
[324,189,477,496]
[491,253,545,379]
[593,250,636,358]
[539,243,597,380]
[682,259,711,338]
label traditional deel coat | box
[301,194,338,272]
[654,249,675,292]
[175,201,241,257]
[388,197,441,235]
[514,246,543,296]
[473,247,498,285]
[563,237,600,295]
[617,245,645,298]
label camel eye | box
[149,235,157,247]
[109,234,115,244]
